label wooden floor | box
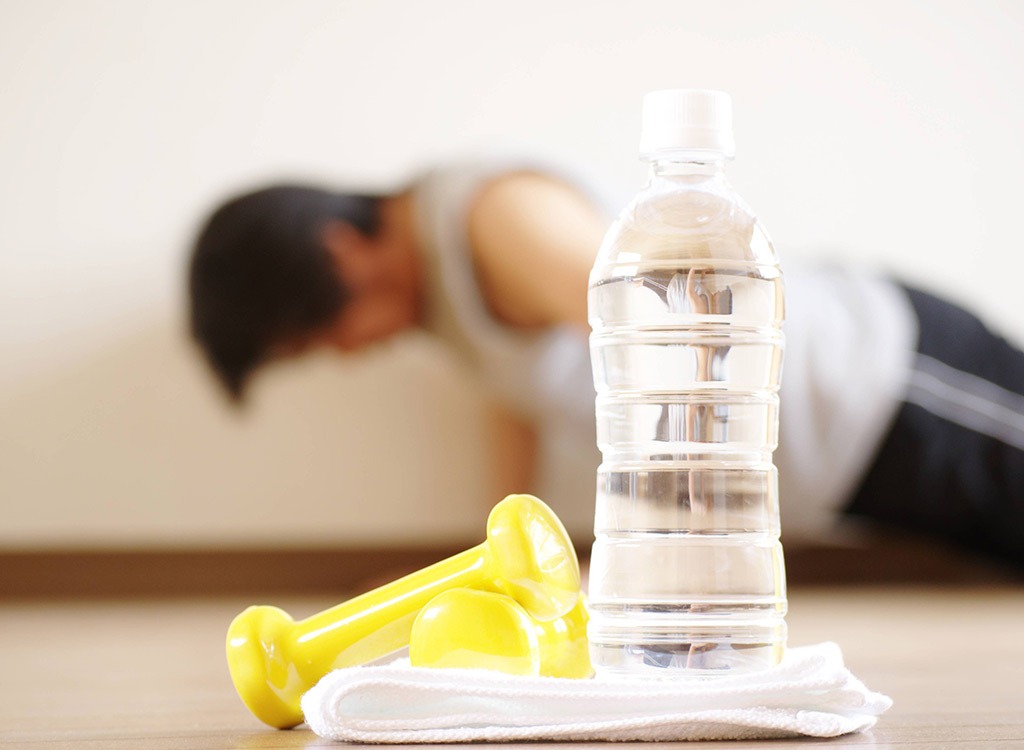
[2,586,1023,749]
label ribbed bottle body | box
[587,168,787,675]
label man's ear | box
[321,219,376,287]
[321,220,357,260]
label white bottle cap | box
[639,89,736,161]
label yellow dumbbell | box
[226,494,580,729]
[410,588,592,679]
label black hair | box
[188,184,382,401]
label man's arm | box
[466,170,605,503]
[466,171,608,331]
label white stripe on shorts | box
[904,354,1024,451]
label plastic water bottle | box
[587,90,787,676]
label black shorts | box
[844,285,1024,567]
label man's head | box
[188,184,419,401]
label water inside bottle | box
[588,265,786,675]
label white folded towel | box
[301,642,892,743]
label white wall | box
[1,0,1022,549]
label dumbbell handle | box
[284,545,488,672]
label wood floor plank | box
[2,587,1022,748]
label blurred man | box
[189,162,1024,566]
